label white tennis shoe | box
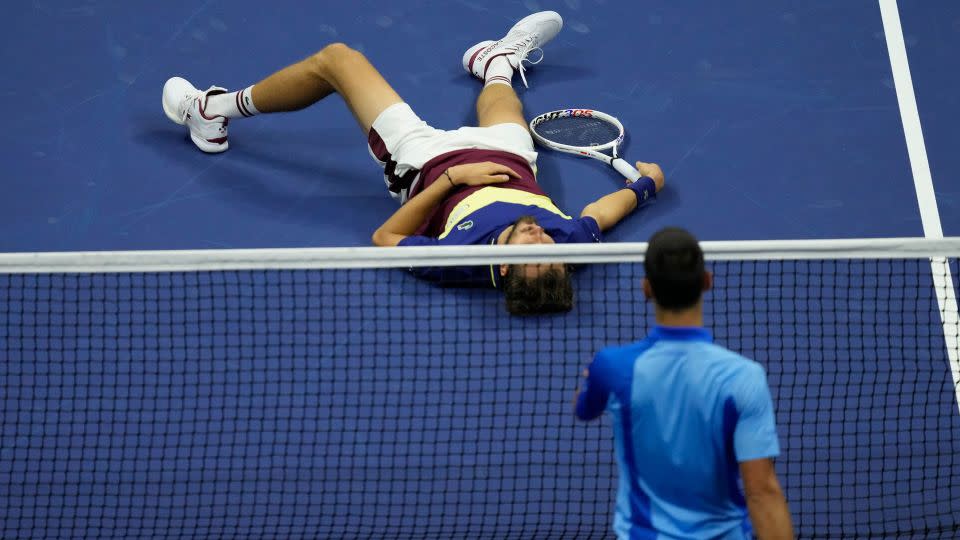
[462,10,563,88]
[162,76,229,153]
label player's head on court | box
[499,216,573,315]
[642,227,712,313]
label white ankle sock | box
[205,85,260,118]
[484,56,514,88]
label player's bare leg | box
[476,84,526,129]
[462,11,562,129]
[162,43,402,152]
[460,11,566,285]
[254,43,403,134]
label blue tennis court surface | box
[1,1,959,538]
[2,0,956,250]
[899,1,960,236]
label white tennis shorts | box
[367,102,538,203]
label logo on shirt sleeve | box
[456,220,474,231]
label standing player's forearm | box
[746,490,794,540]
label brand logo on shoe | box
[474,46,496,68]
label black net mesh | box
[1,258,958,539]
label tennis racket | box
[529,108,642,181]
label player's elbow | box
[580,206,611,232]
[580,205,603,224]
[371,228,390,247]
[579,203,597,220]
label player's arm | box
[740,458,794,540]
[732,364,794,539]
[573,351,611,421]
[371,161,520,246]
[579,161,664,232]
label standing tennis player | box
[161,11,664,315]
[575,227,794,539]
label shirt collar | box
[649,325,713,342]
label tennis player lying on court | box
[575,227,794,540]
[161,11,664,315]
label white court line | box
[879,0,960,414]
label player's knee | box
[312,42,364,76]
[320,42,354,57]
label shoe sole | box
[191,133,229,153]
[164,98,228,153]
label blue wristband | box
[625,176,657,206]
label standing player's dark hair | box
[643,227,706,310]
[503,265,574,315]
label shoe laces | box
[516,46,544,88]
[176,94,195,122]
[506,33,545,88]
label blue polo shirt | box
[576,326,780,540]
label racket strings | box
[532,116,621,148]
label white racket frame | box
[529,108,642,181]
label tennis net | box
[1,239,959,539]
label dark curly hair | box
[502,264,574,315]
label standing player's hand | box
[448,162,520,186]
[628,161,665,192]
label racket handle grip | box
[611,158,642,182]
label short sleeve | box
[572,216,602,243]
[397,235,439,247]
[397,234,495,286]
[575,348,614,420]
[731,364,781,462]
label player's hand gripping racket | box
[529,108,642,181]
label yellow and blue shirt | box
[397,149,601,287]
